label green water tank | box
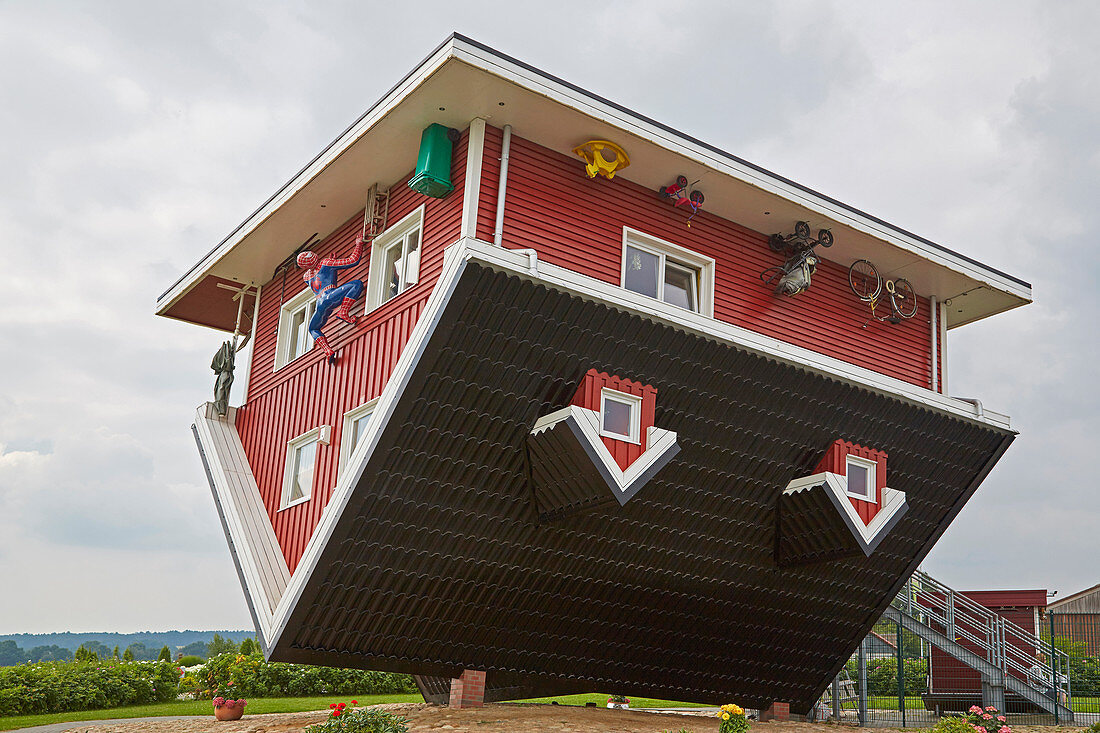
[408,123,459,198]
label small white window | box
[846,455,877,502]
[275,287,316,369]
[281,427,324,510]
[599,388,643,444]
[621,228,714,316]
[369,206,423,309]
[340,397,380,476]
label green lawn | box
[0,693,420,732]
[513,693,712,708]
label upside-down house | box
[156,34,1032,713]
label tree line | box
[0,633,252,667]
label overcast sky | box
[0,1,1096,634]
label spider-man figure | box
[296,234,366,363]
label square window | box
[600,388,643,444]
[275,288,317,369]
[339,397,380,478]
[369,207,423,309]
[281,429,321,510]
[621,230,714,316]
[846,455,876,502]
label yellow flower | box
[723,712,731,720]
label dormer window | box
[846,455,877,502]
[600,388,642,444]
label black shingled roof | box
[270,262,1013,711]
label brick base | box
[759,702,790,721]
[448,670,486,708]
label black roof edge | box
[451,33,1030,290]
[157,33,460,303]
[159,31,1029,306]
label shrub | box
[933,714,979,733]
[305,702,408,733]
[178,655,204,667]
[1082,721,1100,733]
[0,660,178,716]
[963,704,1011,733]
[201,654,417,699]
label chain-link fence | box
[1047,611,1100,726]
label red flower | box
[329,703,337,709]
[333,710,342,718]
[337,703,346,709]
[351,700,358,705]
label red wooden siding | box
[813,439,888,524]
[481,125,940,390]
[235,131,468,572]
[570,369,657,470]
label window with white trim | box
[621,229,714,316]
[369,207,423,308]
[599,388,643,445]
[846,455,877,502]
[281,427,323,510]
[340,397,379,475]
[275,287,316,369]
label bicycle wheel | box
[891,278,918,319]
[848,259,881,301]
[794,220,811,239]
[816,228,834,247]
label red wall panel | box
[235,131,467,572]
[485,127,938,390]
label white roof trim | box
[160,34,1029,319]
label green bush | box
[845,657,928,695]
[200,654,416,699]
[1082,721,1100,733]
[178,655,204,667]
[932,714,979,733]
[305,705,409,733]
[0,659,178,716]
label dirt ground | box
[60,705,1080,733]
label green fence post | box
[897,619,906,727]
[1050,610,1059,725]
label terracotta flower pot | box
[214,705,244,721]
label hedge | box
[0,660,178,716]
[193,653,417,699]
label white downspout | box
[930,295,938,393]
[493,124,512,247]
[237,284,261,406]
[939,301,949,395]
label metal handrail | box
[894,570,1070,701]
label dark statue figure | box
[211,341,235,417]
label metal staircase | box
[890,570,1073,722]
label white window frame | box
[845,454,877,503]
[599,388,643,445]
[368,205,425,310]
[339,397,380,477]
[274,287,316,370]
[280,426,328,511]
[621,227,715,317]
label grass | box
[0,691,715,731]
[0,693,420,732]
[512,693,712,708]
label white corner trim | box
[266,236,475,649]
[460,118,486,239]
[533,405,678,493]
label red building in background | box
[157,35,1031,711]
